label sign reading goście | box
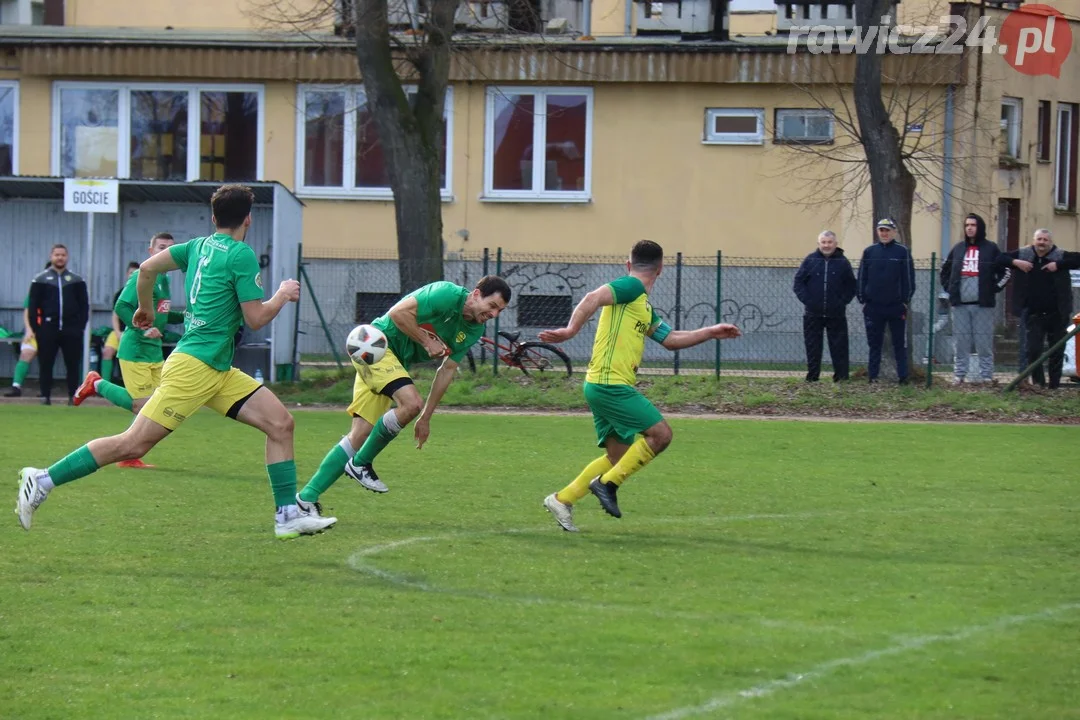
[64,178,119,214]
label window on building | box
[484,87,592,201]
[53,82,263,180]
[1056,103,1078,211]
[0,81,17,174]
[517,294,573,327]
[774,108,834,144]
[1037,100,1051,162]
[297,85,451,198]
[1000,97,1022,160]
[703,108,764,145]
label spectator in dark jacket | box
[27,244,89,404]
[995,228,1080,389]
[939,213,1010,384]
[793,231,857,382]
[857,218,916,384]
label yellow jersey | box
[585,275,671,386]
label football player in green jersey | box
[539,240,741,531]
[16,185,335,540]
[296,277,511,515]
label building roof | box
[0,177,298,205]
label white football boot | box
[543,493,579,532]
[15,467,50,530]
[344,460,388,493]
[275,504,337,540]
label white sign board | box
[64,178,119,214]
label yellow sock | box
[556,455,613,505]
[600,437,656,487]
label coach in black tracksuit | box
[27,244,89,404]
[794,231,857,382]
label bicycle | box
[465,331,573,377]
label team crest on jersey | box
[64,275,72,282]
[455,331,466,343]
[157,299,170,313]
[255,273,263,289]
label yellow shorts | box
[139,352,262,431]
[20,336,37,353]
[104,331,120,351]
[346,347,411,424]
[118,359,163,400]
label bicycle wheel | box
[513,342,573,377]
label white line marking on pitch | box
[345,528,848,634]
[645,603,1080,720]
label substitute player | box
[100,261,141,384]
[72,234,185,469]
[539,240,741,532]
[15,185,335,540]
[295,277,511,516]
[4,287,42,398]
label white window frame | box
[0,80,18,174]
[1000,97,1022,160]
[703,108,765,145]
[51,81,265,180]
[1055,103,1074,210]
[774,108,835,145]
[294,84,454,201]
[483,86,593,203]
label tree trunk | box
[353,0,457,293]
[854,0,918,378]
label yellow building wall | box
[292,82,948,259]
[729,12,777,37]
[979,12,1080,251]
[65,0,330,30]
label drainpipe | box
[582,0,592,36]
[625,0,633,36]
[941,83,955,258]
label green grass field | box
[2,405,1078,719]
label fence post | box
[290,243,303,382]
[926,252,936,388]
[715,250,722,379]
[299,263,344,370]
[674,251,683,376]
[481,248,490,366]
[493,247,502,375]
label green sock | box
[100,357,114,382]
[48,445,100,487]
[267,460,297,508]
[13,359,29,386]
[97,380,133,412]
[354,417,397,466]
[299,444,349,503]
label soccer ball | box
[346,324,388,365]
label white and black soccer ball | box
[346,324,388,366]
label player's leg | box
[587,385,668,518]
[299,414,372,505]
[342,350,416,493]
[35,328,59,403]
[15,413,170,530]
[207,371,336,539]
[101,331,119,383]
[59,331,83,402]
[6,337,36,396]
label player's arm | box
[538,284,615,343]
[241,280,299,331]
[413,356,459,449]
[653,321,741,351]
[134,251,180,329]
[388,296,447,358]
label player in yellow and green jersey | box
[71,233,185,469]
[295,277,511,518]
[539,240,741,532]
[4,289,40,398]
[16,185,336,540]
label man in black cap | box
[857,218,915,384]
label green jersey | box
[585,276,671,386]
[169,233,264,371]
[372,281,484,369]
[114,270,182,363]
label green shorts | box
[584,381,664,448]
